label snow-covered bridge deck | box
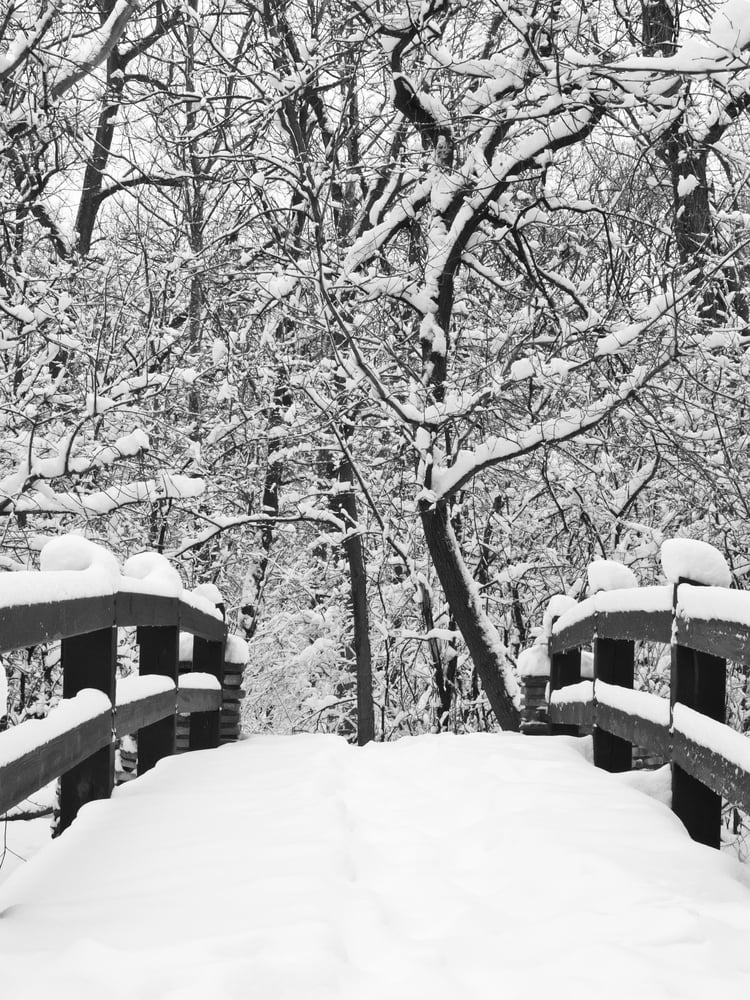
[2,733,750,1000]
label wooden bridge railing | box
[533,541,750,850]
[0,578,231,833]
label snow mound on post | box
[517,644,549,678]
[225,634,249,665]
[543,594,578,635]
[40,533,120,582]
[587,559,638,593]
[122,552,183,597]
[660,539,731,588]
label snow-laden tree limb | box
[429,358,671,500]
[50,0,140,100]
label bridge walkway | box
[1,733,749,999]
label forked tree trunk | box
[420,499,520,731]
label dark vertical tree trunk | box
[242,353,292,639]
[420,499,520,731]
[74,2,178,256]
[328,410,375,745]
[333,481,375,745]
[74,42,124,256]
[324,48,375,744]
[417,579,452,729]
[641,0,724,321]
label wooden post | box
[549,646,581,737]
[671,581,726,848]
[593,636,634,772]
[189,637,224,751]
[59,627,117,833]
[137,626,179,774]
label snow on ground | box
[0,816,51,886]
[1,734,750,1000]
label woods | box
[2,0,750,742]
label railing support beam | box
[59,627,117,833]
[137,625,179,774]
[549,646,581,737]
[189,637,224,750]
[593,637,634,772]
[671,639,725,849]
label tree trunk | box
[330,446,375,745]
[74,45,124,256]
[242,358,291,639]
[420,499,520,731]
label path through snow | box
[1,733,750,999]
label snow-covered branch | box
[50,0,140,99]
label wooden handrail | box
[0,590,224,654]
[0,583,230,832]
[0,677,222,818]
[550,583,750,664]
[540,573,750,849]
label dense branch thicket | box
[2,0,750,741]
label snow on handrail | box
[551,583,750,662]
[0,538,232,830]
[537,538,750,848]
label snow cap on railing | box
[179,584,226,662]
[587,559,638,593]
[122,551,183,597]
[193,582,223,606]
[660,539,731,588]
[543,594,578,636]
[40,533,120,582]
